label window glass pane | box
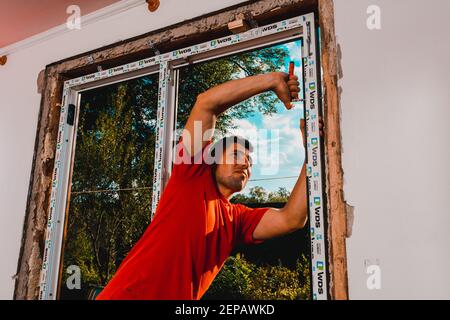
[175,40,312,300]
[59,74,159,299]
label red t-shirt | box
[96,138,268,300]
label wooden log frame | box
[14,0,349,300]
[318,0,349,300]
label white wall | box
[0,0,247,300]
[334,0,450,299]
[1,0,449,300]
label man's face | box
[214,143,252,194]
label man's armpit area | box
[237,206,270,245]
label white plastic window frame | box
[39,12,328,301]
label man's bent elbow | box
[294,216,308,231]
[195,92,206,107]
[286,210,308,232]
[197,91,218,109]
[298,215,308,229]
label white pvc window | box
[39,13,328,301]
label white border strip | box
[38,88,77,299]
[63,16,304,89]
[151,61,170,218]
[302,13,329,300]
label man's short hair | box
[209,135,253,165]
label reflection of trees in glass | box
[60,75,158,299]
[231,186,290,204]
[177,45,289,136]
[204,254,311,300]
[225,186,312,300]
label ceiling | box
[0,0,123,48]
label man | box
[97,71,320,300]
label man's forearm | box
[283,163,308,229]
[196,73,277,115]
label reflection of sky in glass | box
[229,40,305,193]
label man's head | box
[210,136,253,195]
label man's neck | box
[217,184,233,200]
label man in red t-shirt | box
[96,72,317,300]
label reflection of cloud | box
[230,107,305,178]
[280,41,303,74]
[229,119,280,174]
[228,119,257,137]
[262,111,304,161]
[263,108,305,168]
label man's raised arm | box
[181,72,299,156]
